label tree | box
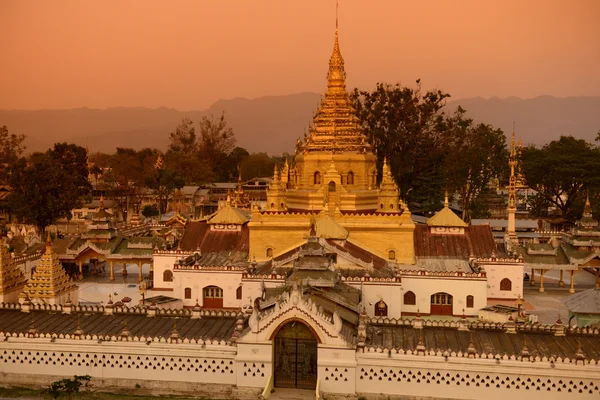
[521,136,600,220]
[0,125,26,182]
[8,143,91,232]
[443,109,508,220]
[45,375,91,400]
[352,81,506,215]
[142,204,160,218]
[165,118,214,184]
[198,112,237,181]
[240,153,276,180]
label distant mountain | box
[1,95,598,154]
[445,96,600,146]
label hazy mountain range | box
[1,95,599,155]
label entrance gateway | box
[273,321,318,389]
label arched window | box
[388,250,396,260]
[500,278,512,291]
[374,299,388,317]
[314,171,321,185]
[466,295,474,308]
[266,247,273,258]
[390,204,394,209]
[203,285,223,308]
[163,269,173,282]
[270,203,274,209]
[404,291,416,305]
[280,202,284,209]
[347,171,354,185]
[328,181,336,192]
[236,286,242,300]
[184,287,192,299]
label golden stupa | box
[0,239,27,303]
[249,26,414,264]
[20,234,78,305]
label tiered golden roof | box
[21,235,77,301]
[298,30,372,155]
[0,239,27,295]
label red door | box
[203,286,223,308]
[430,293,453,316]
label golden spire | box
[444,190,449,208]
[299,1,372,155]
[327,26,346,96]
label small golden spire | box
[99,194,105,209]
[444,190,449,208]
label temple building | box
[250,30,414,265]
[19,234,78,305]
[11,20,598,400]
[149,26,522,320]
[52,196,161,283]
[0,239,27,303]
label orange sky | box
[1,0,599,110]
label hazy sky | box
[1,0,599,110]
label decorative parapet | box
[398,270,487,279]
[174,264,246,272]
[366,316,600,336]
[0,301,242,319]
[475,256,522,264]
[11,250,43,263]
[358,346,600,365]
[243,273,286,280]
[154,249,196,256]
[0,330,236,347]
[341,276,401,283]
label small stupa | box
[0,238,27,303]
[19,233,78,305]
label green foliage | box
[141,204,160,218]
[521,136,600,220]
[352,81,507,218]
[8,143,91,231]
[46,375,91,400]
[0,125,26,182]
[240,152,276,180]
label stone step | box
[268,388,316,400]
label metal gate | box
[274,321,318,389]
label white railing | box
[315,377,321,400]
[261,375,274,399]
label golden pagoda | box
[20,234,78,305]
[0,239,27,303]
[250,25,414,263]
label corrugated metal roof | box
[366,324,600,360]
[414,225,496,259]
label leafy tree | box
[145,168,185,214]
[165,118,214,184]
[352,81,506,216]
[520,136,600,220]
[142,204,160,218]
[443,110,508,220]
[45,375,91,400]
[352,81,452,211]
[198,112,237,181]
[0,125,26,182]
[8,143,91,232]
[240,153,276,180]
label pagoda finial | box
[99,194,105,209]
[444,190,449,208]
[327,7,346,95]
[46,231,52,248]
[336,0,339,31]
